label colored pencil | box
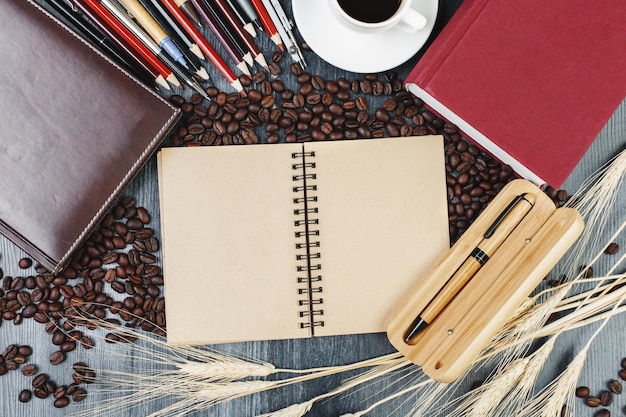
[77,0,181,88]
[146,0,206,60]
[101,0,209,98]
[117,0,189,68]
[205,0,268,70]
[232,0,263,33]
[173,0,203,27]
[137,0,210,80]
[224,0,257,37]
[43,0,152,85]
[200,0,253,67]
[249,0,283,51]
[66,0,169,89]
[190,0,251,75]
[160,0,246,95]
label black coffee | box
[337,0,402,23]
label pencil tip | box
[197,67,210,80]
[244,23,257,37]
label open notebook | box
[158,136,449,344]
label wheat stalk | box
[493,335,557,414]
[255,400,316,417]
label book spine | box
[406,0,491,86]
[405,83,546,187]
[292,146,324,335]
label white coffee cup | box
[328,0,428,34]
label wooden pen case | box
[387,179,584,383]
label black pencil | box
[42,0,155,86]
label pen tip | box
[404,317,428,342]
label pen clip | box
[64,0,79,12]
[484,193,530,238]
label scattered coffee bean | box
[609,379,622,394]
[32,373,48,389]
[586,396,601,407]
[600,390,613,406]
[594,409,610,417]
[605,242,619,255]
[22,364,37,376]
[53,396,70,408]
[73,387,88,402]
[18,258,32,269]
[49,350,66,366]
[18,389,32,403]
[576,386,591,398]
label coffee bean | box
[61,340,77,353]
[33,388,48,399]
[73,387,88,402]
[54,385,67,400]
[595,410,610,417]
[18,389,32,403]
[22,364,37,376]
[311,75,324,90]
[169,94,185,107]
[619,368,626,381]
[22,303,37,318]
[18,258,32,269]
[32,373,48,389]
[51,330,66,346]
[609,379,622,394]
[80,336,94,350]
[586,396,601,407]
[3,344,18,360]
[49,350,66,365]
[53,396,70,408]
[605,242,619,255]
[600,390,613,406]
[268,62,281,76]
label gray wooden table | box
[1,1,625,416]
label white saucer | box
[292,0,438,73]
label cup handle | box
[397,7,427,32]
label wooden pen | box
[404,192,536,342]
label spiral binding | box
[292,147,324,333]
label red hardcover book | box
[405,0,626,188]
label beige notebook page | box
[159,144,302,344]
[308,136,449,337]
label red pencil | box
[207,0,268,70]
[159,0,246,95]
[76,0,181,88]
[249,0,283,51]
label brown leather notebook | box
[0,0,181,272]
